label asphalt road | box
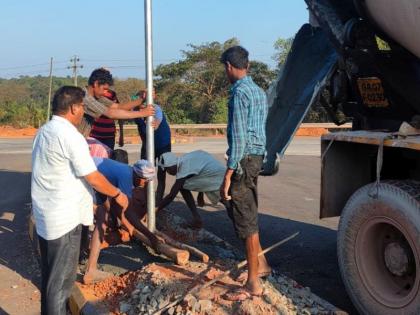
[0,136,357,314]
[0,136,321,156]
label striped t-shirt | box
[78,88,113,137]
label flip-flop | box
[236,270,272,283]
[223,287,264,302]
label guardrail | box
[123,123,352,131]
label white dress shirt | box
[31,115,97,240]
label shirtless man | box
[83,159,160,284]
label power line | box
[0,63,50,71]
[0,60,68,71]
[0,67,68,78]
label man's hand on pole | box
[140,104,155,117]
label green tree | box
[273,37,294,69]
[248,61,276,90]
[155,38,274,123]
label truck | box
[262,0,420,314]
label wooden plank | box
[132,230,190,265]
[154,230,209,263]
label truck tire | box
[337,180,420,315]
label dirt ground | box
[0,126,38,138]
[0,125,329,139]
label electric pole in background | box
[46,57,53,123]
[68,55,83,86]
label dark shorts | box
[227,155,263,239]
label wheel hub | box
[384,242,410,276]
[355,217,418,308]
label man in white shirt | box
[31,86,129,315]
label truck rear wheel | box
[337,181,420,315]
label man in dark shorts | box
[134,89,171,203]
[219,46,271,301]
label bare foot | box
[236,266,272,283]
[83,269,113,285]
[223,283,264,301]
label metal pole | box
[144,0,156,231]
[46,57,53,123]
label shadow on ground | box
[0,170,40,288]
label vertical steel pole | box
[46,57,53,123]
[144,0,156,232]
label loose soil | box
[0,125,329,138]
[0,125,37,137]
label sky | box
[0,0,308,79]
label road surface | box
[0,136,357,314]
[0,136,321,156]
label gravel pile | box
[80,211,344,315]
[114,262,343,315]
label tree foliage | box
[155,38,276,123]
[0,75,145,127]
[0,37,332,128]
[273,37,294,69]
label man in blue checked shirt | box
[219,46,271,301]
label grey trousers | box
[38,224,82,315]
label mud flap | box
[261,24,338,175]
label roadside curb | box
[69,283,108,315]
[28,211,347,314]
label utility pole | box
[68,55,83,86]
[46,57,53,123]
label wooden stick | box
[155,230,209,263]
[153,231,300,315]
[132,230,190,265]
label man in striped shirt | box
[89,89,119,149]
[78,68,155,137]
[220,46,271,301]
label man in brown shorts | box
[219,46,271,301]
